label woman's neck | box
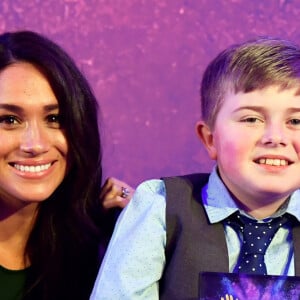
[0,201,38,270]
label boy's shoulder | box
[162,173,210,204]
[163,173,210,188]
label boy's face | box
[197,85,300,208]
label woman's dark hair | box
[0,30,111,299]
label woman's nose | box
[19,122,50,155]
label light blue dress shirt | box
[90,168,300,300]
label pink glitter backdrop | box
[1,0,299,187]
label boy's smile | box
[198,85,300,215]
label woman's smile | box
[0,62,69,205]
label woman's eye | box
[47,114,60,123]
[46,114,62,128]
[0,115,19,125]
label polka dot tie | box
[226,212,290,275]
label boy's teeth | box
[258,158,288,166]
[14,163,51,172]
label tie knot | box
[226,212,291,234]
[226,212,292,275]
[238,214,288,232]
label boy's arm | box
[90,179,167,300]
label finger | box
[100,177,123,200]
[102,178,135,201]
[100,177,135,209]
[99,177,115,199]
[102,196,130,209]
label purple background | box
[1,0,300,187]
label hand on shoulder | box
[100,177,135,209]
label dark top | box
[0,265,27,300]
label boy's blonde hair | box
[201,37,300,128]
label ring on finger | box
[121,187,130,199]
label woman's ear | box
[195,121,217,160]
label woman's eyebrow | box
[0,103,59,113]
[44,104,59,112]
[0,103,23,113]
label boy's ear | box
[195,121,217,160]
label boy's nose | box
[261,123,288,147]
[19,123,50,155]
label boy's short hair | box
[201,37,300,128]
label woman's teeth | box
[14,163,51,172]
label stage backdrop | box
[1,0,299,187]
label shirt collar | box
[202,165,300,223]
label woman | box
[0,30,117,300]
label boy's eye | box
[288,118,300,125]
[241,117,262,123]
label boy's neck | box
[236,196,289,220]
[216,168,292,220]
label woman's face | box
[0,62,69,207]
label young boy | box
[90,37,300,300]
